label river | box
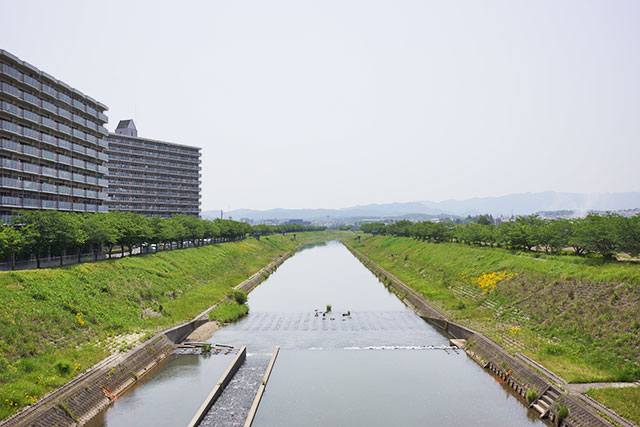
[92,241,541,426]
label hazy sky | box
[3,0,639,211]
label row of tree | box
[0,211,325,268]
[359,213,640,259]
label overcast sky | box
[3,1,639,211]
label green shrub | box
[229,289,247,305]
[201,343,212,353]
[54,360,71,376]
[526,388,538,403]
[209,300,249,323]
[0,356,10,371]
[556,404,569,424]
[18,358,36,373]
[541,343,564,356]
[326,304,332,312]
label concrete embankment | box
[187,347,247,427]
[1,334,176,427]
[1,250,296,427]
[344,243,615,427]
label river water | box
[93,241,541,426]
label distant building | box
[494,215,514,226]
[239,217,254,224]
[0,49,109,223]
[106,120,201,217]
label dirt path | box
[185,321,221,341]
[566,381,640,393]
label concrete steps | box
[531,388,560,418]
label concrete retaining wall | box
[2,334,176,427]
[165,319,209,344]
[344,243,613,427]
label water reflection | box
[254,350,541,427]
[88,354,233,427]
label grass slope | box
[347,235,640,385]
[586,386,640,425]
[0,231,345,420]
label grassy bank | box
[586,386,640,425]
[0,231,346,420]
[345,235,640,385]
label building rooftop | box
[115,119,138,137]
[109,120,201,151]
[116,119,136,129]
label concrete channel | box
[187,347,248,427]
[343,243,620,427]
[243,346,280,427]
[186,346,280,427]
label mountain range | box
[202,191,640,221]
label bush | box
[556,404,569,424]
[526,388,538,403]
[229,289,247,305]
[18,358,36,373]
[201,343,212,353]
[209,300,249,323]
[541,343,564,356]
[54,360,71,376]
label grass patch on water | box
[208,300,249,323]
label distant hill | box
[202,191,640,221]
[422,191,640,217]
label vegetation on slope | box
[346,235,640,384]
[586,386,640,425]
[0,231,344,420]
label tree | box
[614,214,640,257]
[0,224,25,269]
[571,213,619,259]
[360,222,386,234]
[476,215,493,226]
[12,211,86,268]
[83,213,118,260]
[547,219,573,253]
[387,220,413,237]
[53,213,87,265]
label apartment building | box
[107,120,201,217]
[0,50,109,223]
